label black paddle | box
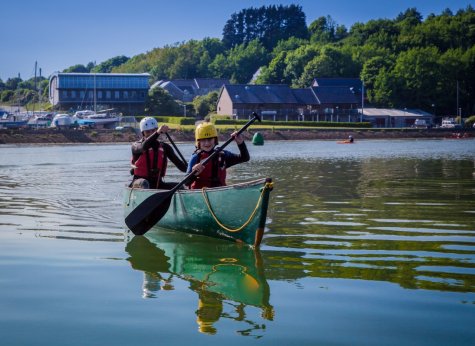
[165,132,187,166]
[125,112,261,235]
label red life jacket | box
[132,144,167,182]
[191,151,226,189]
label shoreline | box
[0,127,473,145]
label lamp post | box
[183,104,186,117]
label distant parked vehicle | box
[440,119,460,128]
[412,119,429,128]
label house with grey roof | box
[216,78,434,126]
[151,78,230,102]
[216,83,360,121]
[217,84,305,120]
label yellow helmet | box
[195,122,218,146]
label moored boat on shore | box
[73,110,121,128]
[0,111,28,128]
[123,178,273,247]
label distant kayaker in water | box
[130,117,187,189]
[338,135,354,144]
[187,122,250,189]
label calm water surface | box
[1,139,474,345]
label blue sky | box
[1,0,473,81]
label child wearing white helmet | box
[130,117,187,189]
[186,122,250,189]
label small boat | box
[123,178,273,247]
[27,112,53,127]
[73,109,121,128]
[50,113,75,128]
[337,140,355,144]
[0,111,28,128]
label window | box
[123,91,128,99]
[98,91,103,99]
[114,91,120,99]
[106,91,111,99]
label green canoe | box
[124,178,273,247]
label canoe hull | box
[124,178,273,247]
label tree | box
[271,37,309,58]
[309,16,348,44]
[145,87,181,115]
[5,77,22,90]
[281,44,321,87]
[209,39,269,83]
[254,51,288,84]
[222,4,308,50]
[297,46,358,87]
[63,64,89,73]
[391,47,442,108]
[192,91,219,118]
[92,56,130,73]
[361,55,395,92]
[371,69,397,107]
[0,90,14,102]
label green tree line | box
[1,4,474,116]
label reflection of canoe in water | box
[125,231,273,334]
[124,178,273,247]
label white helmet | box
[140,117,158,132]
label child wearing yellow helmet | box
[187,122,250,189]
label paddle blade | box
[125,190,173,235]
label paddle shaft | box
[165,132,187,166]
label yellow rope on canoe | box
[201,182,273,233]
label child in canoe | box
[130,117,187,189]
[187,122,250,189]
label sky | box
[1,0,473,81]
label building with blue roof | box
[49,72,150,115]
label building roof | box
[194,78,229,89]
[52,72,151,77]
[361,108,433,117]
[292,88,319,105]
[311,86,359,105]
[50,72,150,90]
[224,84,300,104]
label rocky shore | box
[0,127,472,145]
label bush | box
[135,116,196,125]
[464,115,475,128]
